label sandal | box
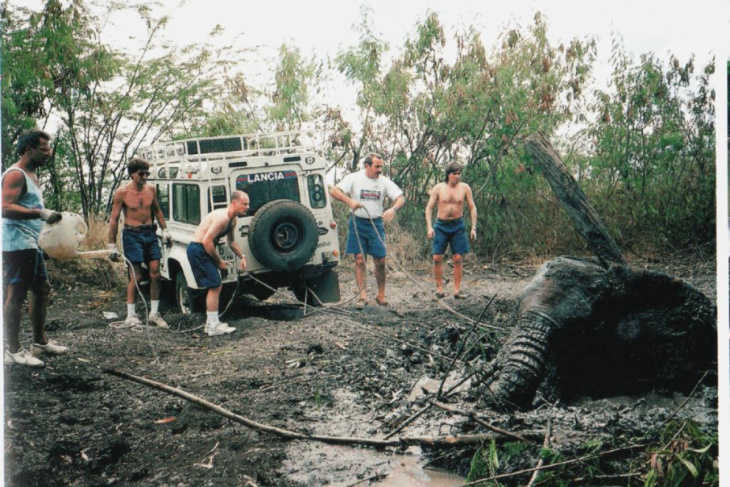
[453,291,469,299]
[435,292,445,299]
[375,297,389,307]
[355,298,367,310]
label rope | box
[107,254,159,360]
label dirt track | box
[3,255,718,486]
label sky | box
[11,0,729,105]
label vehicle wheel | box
[176,271,204,314]
[249,200,319,272]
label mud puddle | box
[281,388,466,486]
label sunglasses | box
[137,171,150,177]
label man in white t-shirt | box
[330,154,404,309]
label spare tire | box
[249,200,319,272]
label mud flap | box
[294,270,340,305]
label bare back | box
[433,182,470,220]
[193,208,235,246]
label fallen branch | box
[430,401,533,443]
[525,419,552,487]
[105,369,520,449]
[383,404,431,440]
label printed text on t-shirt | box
[360,189,381,200]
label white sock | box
[150,300,160,316]
[127,303,136,317]
[206,312,219,325]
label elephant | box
[478,256,716,411]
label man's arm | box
[226,221,247,272]
[464,184,477,240]
[108,189,125,244]
[330,185,362,211]
[382,194,405,223]
[425,185,439,238]
[150,187,167,230]
[150,186,171,245]
[202,217,229,270]
[1,171,39,220]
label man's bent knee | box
[453,254,463,263]
[354,254,366,267]
[433,254,444,263]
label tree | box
[587,42,715,250]
[2,0,227,218]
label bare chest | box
[122,189,154,211]
[437,186,466,206]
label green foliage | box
[335,11,599,259]
[642,421,718,487]
[2,0,226,217]
[467,440,501,486]
[587,45,716,252]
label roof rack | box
[137,131,314,165]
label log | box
[524,133,626,268]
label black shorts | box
[3,249,48,289]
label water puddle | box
[378,453,464,487]
[281,388,465,486]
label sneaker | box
[206,322,236,337]
[5,349,45,367]
[148,313,169,329]
[125,315,142,327]
[31,341,69,356]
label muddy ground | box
[3,254,718,486]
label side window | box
[307,174,326,209]
[209,185,227,212]
[157,183,170,220]
[172,183,200,225]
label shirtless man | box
[187,190,249,336]
[425,162,477,299]
[108,158,171,328]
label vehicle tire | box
[249,200,319,272]
[176,271,204,314]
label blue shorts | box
[2,249,48,289]
[432,218,470,255]
[122,226,161,264]
[346,216,386,259]
[187,242,221,288]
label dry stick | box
[105,369,517,448]
[525,419,552,487]
[461,443,646,486]
[658,369,710,430]
[430,401,532,443]
[436,295,496,398]
[383,403,431,440]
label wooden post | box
[524,133,627,268]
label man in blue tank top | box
[2,129,67,367]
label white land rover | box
[136,131,341,313]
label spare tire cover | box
[249,200,319,272]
